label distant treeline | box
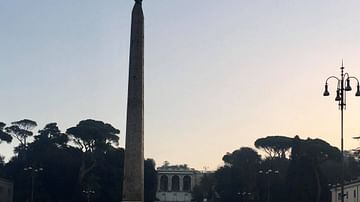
[0,119,156,202]
[193,136,360,202]
[1,119,359,202]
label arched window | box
[160,175,168,191]
[183,175,191,192]
[171,175,180,191]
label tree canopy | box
[1,119,357,202]
[255,136,293,159]
[197,135,347,202]
[0,122,12,143]
[5,119,37,146]
[66,119,120,153]
[0,119,157,202]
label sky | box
[2,0,360,170]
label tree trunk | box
[77,153,96,185]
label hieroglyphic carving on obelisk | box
[122,0,144,202]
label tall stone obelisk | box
[122,0,144,202]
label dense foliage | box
[0,119,157,202]
[193,135,359,202]
[2,118,359,202]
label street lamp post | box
[237,191,252,202]
[82,190,95,202]
[24,166,43,202]
[258,169,279,202]
[323,62,360,202]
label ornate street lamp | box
[323,62,360,202]
[24,166,43,202]
[83,189,95,202]
[258,169,279,202]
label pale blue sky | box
[2,0,360,170]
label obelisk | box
[122,0,144,202]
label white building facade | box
[156,165,202,202]
[331,179,360,202]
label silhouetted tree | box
[6,119,37,145]
[35,123,68,147]
[23,123,78,202]
[1,119,161,202]
[0,122,12,143]
[86,146,125,202]
[5,119,37,156]
[255,136,293,159]
[286,136,340,202]
[216,147,261,202]
[144,158,157,202]
[66,119,120,186]
[192,173,216,202]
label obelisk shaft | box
[122,1,144,202]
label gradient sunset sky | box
[2,0,360,170]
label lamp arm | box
[325,76,340,84]
[348,76,360,83]
[325,76,341,90]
